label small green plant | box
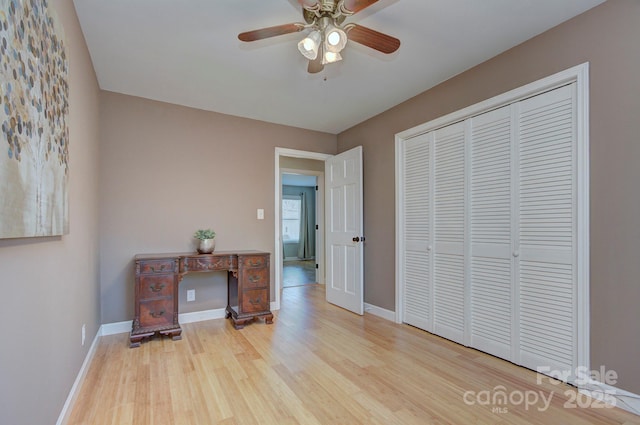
[193,229,216,240]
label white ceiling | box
[73,0,605,134]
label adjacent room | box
[1,1,639,424]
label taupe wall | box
[337,0,640,393]
[0,1,101,424]
[280,156,325,172]
[99,92,336,323]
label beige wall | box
[99,92,337,323]
[338,0,640,394]
[0,1,101,424]
[280,156,325,172]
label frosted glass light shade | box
[297,30,321,60]
[322,51,342,65]
[324,26,347,53]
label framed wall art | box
[0,0,69,238]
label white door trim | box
[274,148,332,310]
[395,62,590,375]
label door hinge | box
[315,224,319,230]
[315,185,318,190]
[315,264,319,269]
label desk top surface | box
[134,251,269,261]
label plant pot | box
[197,238,215,254]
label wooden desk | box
[130,251,272,347]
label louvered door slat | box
[469,106,513,359]
[517,84,576,373]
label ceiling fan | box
[238,0,400,73]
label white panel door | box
[516,84,577,374]
[469,106,514,360]
[433,122,466,344]
[325,146,364,315]
[400,133,433,331]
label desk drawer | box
[241,289,269,313]
[182,256,230,272]
[242,267,268,289]
[138,259,175,275]
[139,274,174,299]
[139,299,174,327]
[241,255,268,269]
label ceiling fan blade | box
[346,24,400,54]
[238,23,304,42]
[341,0,379,14]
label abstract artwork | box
[0,0,69,238]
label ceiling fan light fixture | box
[297,30,322,60]
[324,25,347,53]
[322,50,342,65]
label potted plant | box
[194,228,216,254]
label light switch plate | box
[257,209,264,220]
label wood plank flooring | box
[67,284,640,424]
[282,260,317,287]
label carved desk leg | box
[129,331,154,348]
[265,313,274,325]
[160,328,182,341]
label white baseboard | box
[364,303,395,322]
[179,307,226,324]
[100,320,132,336]
[56,331,101,425]
[578,380,640,416]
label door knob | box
[352,236,360,242]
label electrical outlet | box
[81,324,86,346]
[187,289,195,302]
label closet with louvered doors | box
[398,80,584,376]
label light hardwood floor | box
[68,284,640,424]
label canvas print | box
[0,0,69,238]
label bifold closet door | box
[516,84,577,373]
[399,81,580,376]
[432,122,466,344]
[468,106,514,360]
[401,134,432,331]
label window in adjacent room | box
[282,195,302,243]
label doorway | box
[282,172,318,287]
[274,148,332,310]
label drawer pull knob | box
[150,265,166,272]
[250,260,262,266]
[150,309,165,318]
[249,275,260,283]
[249,297,261,305]
[150,283,165,292]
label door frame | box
[274,148,332,310]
